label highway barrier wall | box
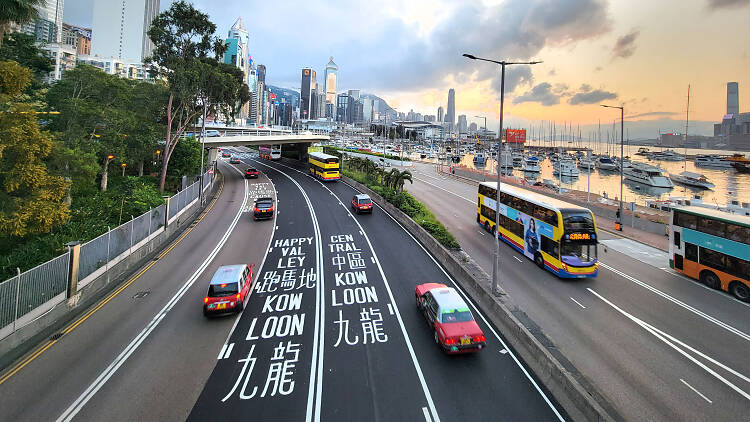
[0,169,220,372]
[343,174,618,422]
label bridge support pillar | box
[207,148,218,164]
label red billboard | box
[505,129,526,143]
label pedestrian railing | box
[0,169,214,340]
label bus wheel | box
[700,271,720,289]
[534,253,544,269]
[730,282,750,302]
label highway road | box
[406,161,750,421]
[0,152,566,422]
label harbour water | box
[413,147,750,207]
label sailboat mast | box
[684,84,690,171]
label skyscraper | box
[22,0,63,43]
[91,0,160,61]
[348,89,361,101]
[728,82,739,116]
[458,115,467,135]
[300,68,316,120]
[324,57,338,105]
[223,17,250,120]
[437,106,444,123]
[446,89,455,125]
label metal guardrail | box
[0,169,213,339]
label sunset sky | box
[64,0,750,138]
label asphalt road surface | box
[0,153,566,422]
[406,161,750,421]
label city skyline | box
[63,0,750,137]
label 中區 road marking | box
[422,407,432,422]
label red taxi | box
[351,194,373,214]
[415,283,486,353]
[203,264,253,317]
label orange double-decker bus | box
[669,206,750,302]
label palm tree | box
[384,168,399,190]
[0,0,43,47]
[394,170,413,193]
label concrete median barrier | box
[343,175,618,422]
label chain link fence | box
[0,169,212,338]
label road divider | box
[341,174,617,422]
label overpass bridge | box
[193,126,330,161]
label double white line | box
[57,172,249,422]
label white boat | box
[624,162,674,188]
[512,151,524,167]
[578,157,596,170]
[554,159,579,177]
[616,157,633,171]
[595,156,617,171]
[522,156,541,172]
[694,154,733,168]
[651,149,685,161]
[669,171,714,189]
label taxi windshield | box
[441,309,473,323]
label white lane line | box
[513,256,522,263]
[422,406,432,422]
[57,168,249,422]
[680,379,713,404]
[217,343,228,360]
[339,178,562,421]
[414,177,474,203]
[587,288,750,402]
[387,303,395,315]
[477,230,485,236]
[598,262,750,343]
[570,298,586,309]
[249,158,325,422]
[499,349,509,354]
[371,256,376,263]
[268,161,442,422]
[224,342,235,359]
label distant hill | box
[362,93,396,115]
[267,85,299,108]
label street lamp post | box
[464,54,542,295]
[199,101,207,206]
[601,104,624,230]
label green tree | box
[0,0,43,47]
[146,1,248,192]
[46,64,134,192]
[0,60,69,237]
[127,80,167,176]
[0,32,52,91]
[167,135,201,181]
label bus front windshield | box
[561,242,597,266]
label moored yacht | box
[669,171,714,189]
[554,159,579,177]
[595,156,617,171]
[624,162,674,188]
[694,154,732,168]
[522,156,541,172]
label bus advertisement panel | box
[259,145,281,160]
[669,206,750,302]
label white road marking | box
[217,343,235,360]
[414,177,474,203]
[217,343,228,360]
[56,165,249,422]
[422,407,432,422]
[513,256,522,263]
[340,178,563,421]
[598,262,750,343]
[680,379,713,404]
[499,349,509,354]
[268,160,443,422]
[477,230,485,236]
[570,298,586,309]
[249,158,325,422]
[371,256,376,263]
[587,288,750,402]
[387,303,395,315]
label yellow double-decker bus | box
[308,152,340,181]
[477,182,599,278]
